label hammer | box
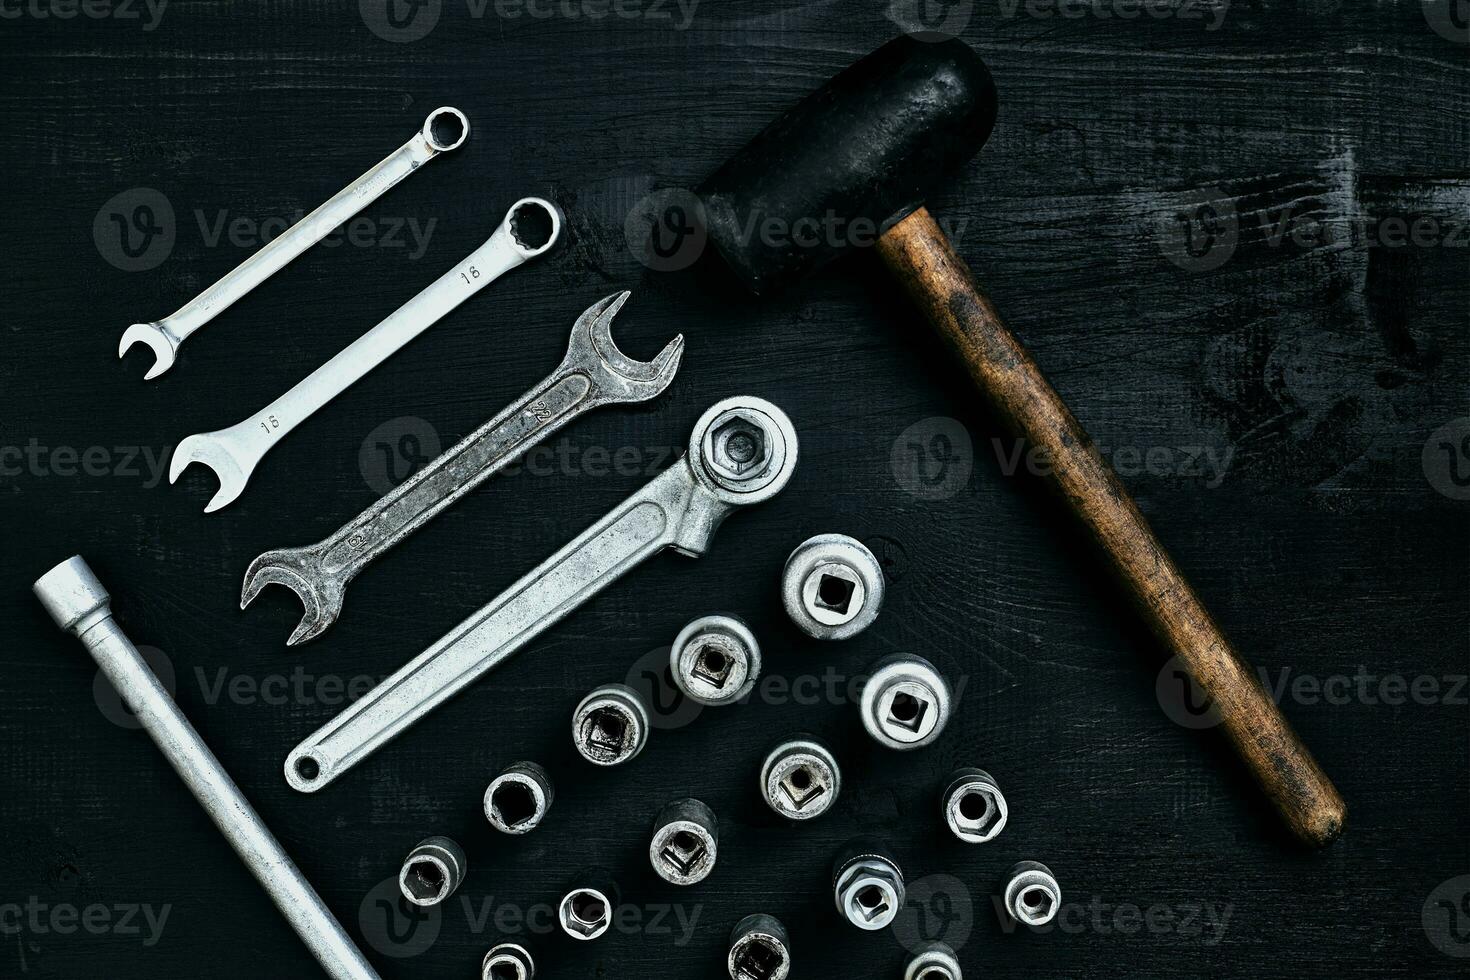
[694,36,1345,847]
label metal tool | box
[119,108,469,380]
[781,533,885,640]
[284,396,798,791]
[483,943,535,980]
[558,871,619,942]
[1003,861,1060,927]
[728,914,792,980]
[572,683,651,767]
[649,799,719,886]
[398,836,466,907]
[832,838,904,931]
[760,734,841,821]
[484,761,554,835]
[905,942,962,980]
[170,197,561,512]
[941,767,1007,844]
[241,291,682,643]
[32,556,380,980]
[670,614,761,706]
[860,653,952,750]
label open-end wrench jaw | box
[169,433,255,513]
[118,322,181,381]
[575,291,685,399]
[241,547,345,646]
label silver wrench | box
[170,197,560,512]
[241,291,684,646]
[119,107,470,380]
[285,396,798,791]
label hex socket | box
[670,614,762,705]
[941,767,1007,843]
[482,942,535,980]
[760,734,841,821]
[904,941,962,980]
[728,913,792,980]
[1003,860,1061,926]
[572,683,650,766]
[832,837,905,931]
[781,533,886,640]
[484,761,554,835]
[559,869,620,941]
[649,798,719,886]
[859,653,953,750]
[399,836,466,907]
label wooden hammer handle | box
[876,207,1346,847]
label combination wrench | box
[170,197,560,512]
[119,107,469,380]
[241,291,684,646]
[285,396,798,791]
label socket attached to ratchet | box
[285,396,799,791]
[120,108,469,380]
[242,290,682,644]
[170,197,561,513]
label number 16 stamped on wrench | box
[242,291,684,645]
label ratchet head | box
[241,545,345,646]
[169,432,255,513]
[567,291,685,402]
[688,397,799,507]
[118,322,179,380]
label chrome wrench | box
[241,291,684,646]
[119,107,470,380]
[170,198,560,512]
[285,396,798,791]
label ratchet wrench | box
[170,197,560,512]
[241,291,684,646]
[119,107,469,380]
[285,396,798,791]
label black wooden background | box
[2,2,1467,978]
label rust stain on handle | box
[876,206,1346,847]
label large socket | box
[1003,861,1061,926]
[482,942,535,980]
[832,837,905,931]
[648,798,719,886]
[398,836,466,907]
[760,735,841,821]
[572,683,650,766]
[670,614,761,706]
[941,767,1007,843]
[484,761,554,835]
[904,941,962,980]
[558,870,620,941]
[859,653,953,750]
[781,533,886,639]
[727,913,792,980]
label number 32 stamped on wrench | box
[241,291,684,645]
[285,396,798,791]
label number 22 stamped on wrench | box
[286,397,798,791]
[241,291,685,646]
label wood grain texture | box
[0,2,1467,979]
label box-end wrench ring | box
[120,108,469,380]
[285,396,798,791]
[240,291,684,646]
[169,197,560,513]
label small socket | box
[572,683,650,766]
[649,798,719,886]
[484,761,554,835]
[759,735,841,821]
[482,942,535,980]
[941,768,1007,844]
[832,838,905,931]
[558,871,619,941]
[671,615,761,705]
[859,653,953,750]
[781,534,885,640]
[1003,861,1061,927]
[904,941,962,980]
[727,913,792,980]
[398,836,466,907]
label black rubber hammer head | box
[696,36,997,296]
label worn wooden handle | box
[876,206,1346,847]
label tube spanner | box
[241,291,684,646]
[285,396,798,791]
[119,107,469,380]
[170,197,560,513]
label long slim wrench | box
[170,198,561,512]
[34,557,380,980]
[241,291,684,646]
[119,108,470,380]
[285,397,798,791]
